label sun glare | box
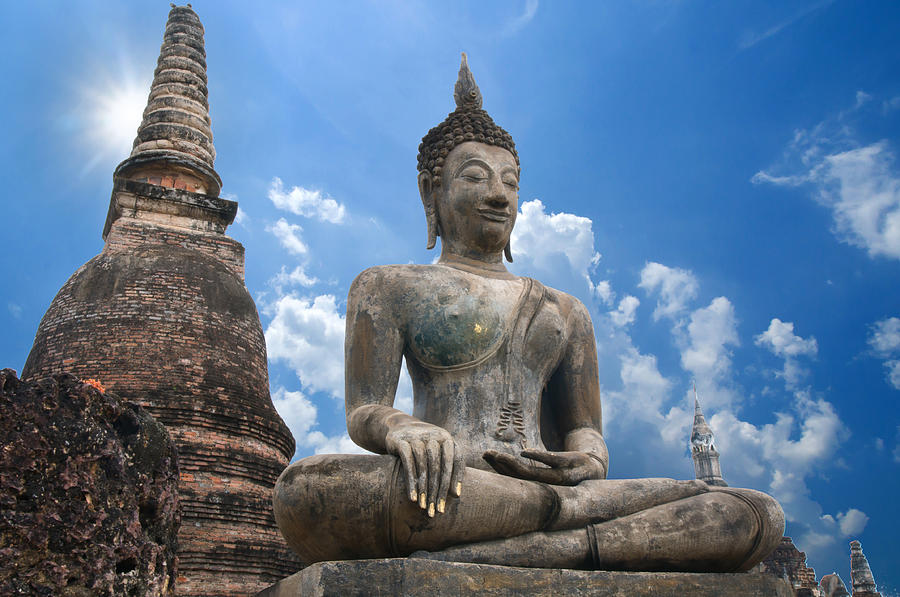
[73,62,151,175]
[90,84,148,158]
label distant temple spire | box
[850,540,881,597]
[690,384,727,487]
[820,572,850,597]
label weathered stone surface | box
[22,228,299,595]
[0,370,179,596]
[258,559,794,597]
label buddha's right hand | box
[385,421,465,518]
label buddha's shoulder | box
[535,281,592,322]
[349,264,441,296]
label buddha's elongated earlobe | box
[418,171,439,250]
[504,241,513,263]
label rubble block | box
[0,370,179,596]
[257,558,794,597]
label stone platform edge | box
[256,558,793,596]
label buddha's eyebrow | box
[453,158,491,177]
[499,165,519,179]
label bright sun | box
[91,84,148,158]
[77,67,150,170]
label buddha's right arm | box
[344,267,463,515]
[344,267,407,453]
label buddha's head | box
[417,54,520,261]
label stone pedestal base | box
[257,558,793,596]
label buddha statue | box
[273,54,784,572]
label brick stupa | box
[23,5,299,595]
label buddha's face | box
[436,141,519,257]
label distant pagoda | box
[689,385,727,487]
[849,540,881,597]
[23,5,298,595]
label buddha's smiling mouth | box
[477,208,510,222]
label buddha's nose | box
[485,194,509,210]
[485,179,509,209]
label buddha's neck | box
[438,250,516,280]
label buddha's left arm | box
[547,298,609,478]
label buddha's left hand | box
[482,449,605,485]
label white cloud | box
[821,143,900,259]
[868,316,900,354]
[7,302,22,319]
[395,359,414,415]
[868,317,900,390]
[755,318,818,388]
[271,265,318,292]
[234,206,248,226]
[754,93,900,261]
[609,295,639,327]
[886,360,900,390]
[638,262,698,321]
[680,297,739,408]
[269,177,346,224]
[756,318,818,358]
[272,386,368,458]
[855,90,872,108]
[591,280,615,306]
[268,218,309,256]
[737,0,835,50]
[512,199,601,278]
[710,393,849,559]
[603,347,672,428]
[502,0,539,36]
[894,427,900,463]
[304,431,368,455]
[836,508,869,536]
[272,386,318,443]
[265,294,345,399]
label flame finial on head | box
[417,53,519,260]
[454,53,482,109]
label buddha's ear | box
[418,171,439,250]
[504,241,513,263]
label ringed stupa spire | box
[102,3,232,241]
[24,5,298,595]
[116,3,220,196]
[690,384,727,487]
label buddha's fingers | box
[449,445,465,498]
[426,440,440,517]
[484,450,568,485]
[411,439,428,509]
[521,449,569,468]
[396,441,418,502]
[436,440,453,513]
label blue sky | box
[2,0,898,590]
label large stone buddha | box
[273,55,784,572]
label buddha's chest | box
[404,276,567,371]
